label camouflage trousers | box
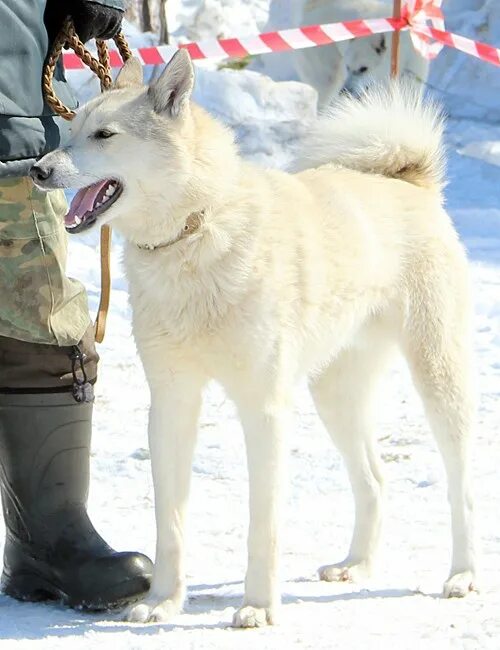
[0,177,91,346]
[0,178,97,391]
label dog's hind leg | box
[402,264,476,598]
[310,337,394,582]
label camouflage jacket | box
[0,0,124,344]
[0,178,91,345]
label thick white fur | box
[36,54,476,627]
[293,83,446,191]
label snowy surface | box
[167,0,269,41]
[2,2,500,648]
[428,0,500,121]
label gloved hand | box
[72,0,124,42]
[45,0,124,45]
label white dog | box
[32,52,476,627]
[294,0,430,106]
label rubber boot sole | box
[2,567,149,611]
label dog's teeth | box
[74,216,82,225]
[105,186,115,197]
[102,195,109,202]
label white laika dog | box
[32,52,476,627]
[294,0,430,106]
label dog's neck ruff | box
[137,210,205,251]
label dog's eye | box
[357,66,368,74]
[94,129,115,140]
[374,36,387,54]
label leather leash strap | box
[43,19,132,343]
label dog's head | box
[340,34,389,94]
[31,50,209,238]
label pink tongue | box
[65,180,109,226]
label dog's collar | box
[137,210,205,251]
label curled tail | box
[294,82,445,192]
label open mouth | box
[65,179,123,234]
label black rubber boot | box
[0,392,152,610]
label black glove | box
[72,0,124,42]
[45,0,124,45]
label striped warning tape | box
[62,0,500,70]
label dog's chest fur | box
[124,236,254,348]
[122,189,402,384]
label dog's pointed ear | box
[113,58,144,89]
[148,49,194,117]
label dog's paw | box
[125,596,181,623]
[232,605,275,628]
[443,571,476,598]
[318,561,370,583]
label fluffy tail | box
[294,82,445,191]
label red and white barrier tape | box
[62,0,500,70]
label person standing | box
[0,0,153,610]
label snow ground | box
[2,7,500,650]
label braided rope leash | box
[43,20,132,343]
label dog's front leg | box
[126,373,204,623]
[232,404,288,628]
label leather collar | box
[137,210,205,251]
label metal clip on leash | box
[43,19,132,343]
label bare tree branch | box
[142,0,153,32]
[124,0,139,26]
[159,0,169,44]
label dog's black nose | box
[30,165,53,184]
